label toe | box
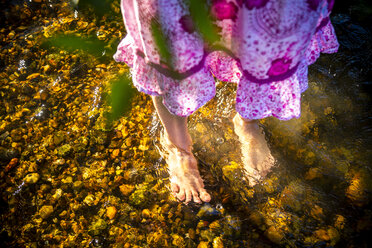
[176,188,186,201]
[171,182,180,194]
[185,190,192,204]
[199,189,211,202]
[192,190,201,203]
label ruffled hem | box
[114,35,135,67]
[306,20,339,65]
[128,53,217,117]
[115,17,338,120]
[234,63,308,121]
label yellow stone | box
[334,215,345,230]
[111,149,120,158]
[52,188,63,200]
[310,204,324,220]
[171,234,185,247]
[142,209,151,218]
[125,137,132,147]
[327,226,339,242]
[314,229,330,241]
[346,172,367,207]
[188,228,196,240]
[265,226,284,244]
[197,241,210,248]
[249,211,264,226]
[24,173,40,184]
[83,194,94,206]
[27,73,40,80]
[8,31,15,39]
[43,64,50,73]
[39,205,53,219]
[106,206,117,220]
[324,107,334,115]
[305,167,321,180]
[212,237,224,248]
[303,151,316,165]
[119,184,135,196]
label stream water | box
[0,0,371,247]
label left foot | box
[233,114,274,186]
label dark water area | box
[0,0,371,247]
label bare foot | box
[233,114,274,186]
[160,132,211,204]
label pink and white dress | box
[114,0,339,120]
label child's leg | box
[233,113,274,185]
[152,96,192,152]
[152,96,211,203]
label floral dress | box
[114,0,339,120]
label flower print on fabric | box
[179,15,195,34]
[306,0,321,11]
[115,0,339,120]
[267,58,292,77]
[211,0,239,21]
[244,0,269,10]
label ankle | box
[234,114,257,126]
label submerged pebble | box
[52,188,63,200]
[119,184,135,196]
[212,236,224,248]
[39,205,53,219]
[24,173,40,184]
[197,204,221,220]
[106,206,117,220]
[265,226,284,244]
[0,1,371,248]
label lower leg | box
[152,96,211,203]
[152,96,191,152]
[233,113,274,185]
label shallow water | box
[1,0,371,247]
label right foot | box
[160,132,211,204]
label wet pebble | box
[327,227,340,244]
[0,147,19,162]
[53,132,66,146]
[57,144,72,157]
[52,188,63,200]
[265,226,284,244]
[171,234,185,247]
[197,241,210,248]
[200,229,215,242]
[72,180,83,190]
[61,176,73,184]
[188,228,196,240]
[248,211,264,227]
[24,173,40,184]
[39,205,53,219]
[90,219,107,235]
[141,209,151,218]
[212,236,224,248]
[209,220,222,233]
[119,184,134,196]
[83,194,94,206]
[197,204,221,220]
[0,131,9,140]
[106,206,117,220]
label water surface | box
[0,0,371,247]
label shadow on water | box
[0,0,371,247]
